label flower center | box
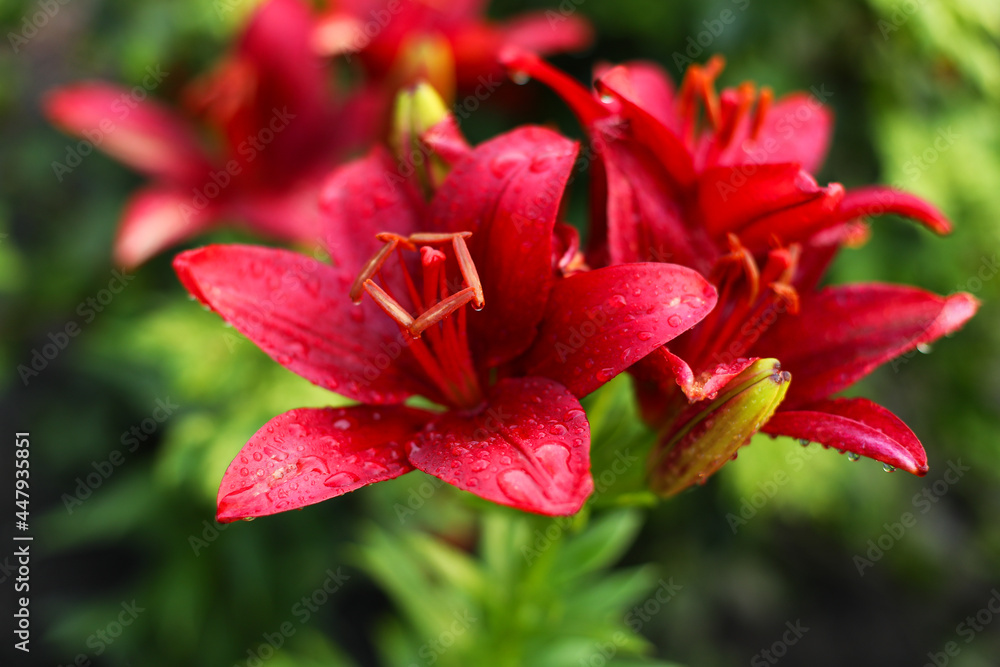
[351,231,486,409]
[676,55,773,154]
[685,235,800,373]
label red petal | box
[725,92,833,174]
[422,115,472,165]
[217,405,432,521]
[319,147,425,276]
[173,245,435,404]
[431,126,579,367]
[764,398,928,475]
[595,66,695,187]
[499,48,609,128]
[231,0,330,163]
[499,11,593,57]
[44,83,211,183]
[407,377,593,515]
[521,263,718,398]
[232,171,328,243]
[755,285,979,408]
[601,134,715,272]
[696,163,840,242]
[835,186,952,234]
[641,347,758,403]
[598,61,676,128]
[115,188,218,267]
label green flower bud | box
[649,359,790,497]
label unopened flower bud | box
[649,358,790,496]
[391,81,452,192]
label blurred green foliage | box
[2,0,999,665]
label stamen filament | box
[350,239,397,303]
[363,280,415,329]
[452,235,484,309]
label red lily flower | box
[501,52,978,490]
[314,0,592,99]
[174,125,717,519]
[45,0,382,267]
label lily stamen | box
[352,231,487,408]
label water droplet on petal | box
[798,439,810,447]
[599,93,614,104]
[323,471,360,488]
[667,314,682,327]
[637,331,653,341]
[333,418,352,430]
[917,343,932,354]
[490,153,524,178]
[252,451,263,461]
[883,463,896,473]
[847,452,861,462]
[511,70,530,85]
[497,469,536,505]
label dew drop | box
[323,471,360,488]
[242,517,256,522]
[239,467,249,477]
[599,93,614,104]
[497,469,536,504]
[798,439,810,447]
[529,154,555,173]
[333,418,352,430]
[883,463,897,473]
[490,153,524,178]
[847,452,861,462]
[596,367,615,382]
[470,460,489,472]
[511,70,530,85]
[252,451,263,461]
[667,314,682,327]
[637,331,653,341]
[916,343,933,354]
